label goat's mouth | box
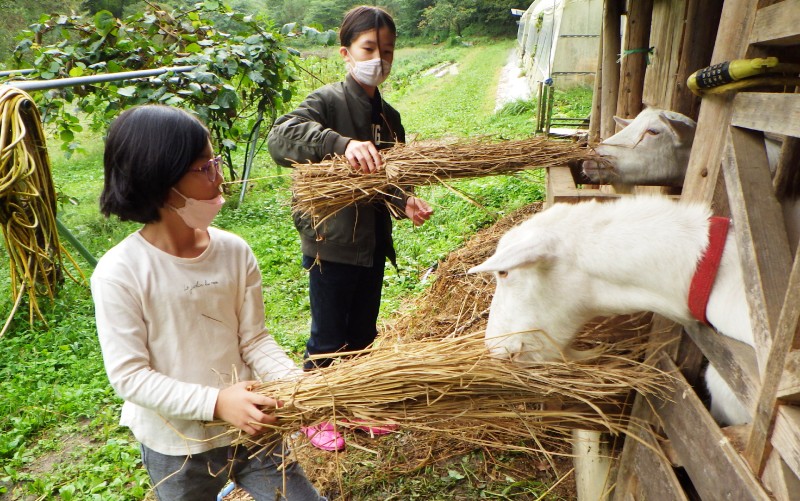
[578,158,619,184]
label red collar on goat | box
[688,217,731,324]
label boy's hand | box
[215,380,282,435]
[345,140,382,173]
[405,196,433,226]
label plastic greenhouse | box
[517,0,603,90]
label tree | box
[13,2,299,183]
[419,0,477,38]
[0,0,84,64]
[382,0,434,38]
[81,0,128,18]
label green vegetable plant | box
[12,1,298,180]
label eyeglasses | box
[189,155,222,182]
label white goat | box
[579,108,697,187]
[469,196,752,426]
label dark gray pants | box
[141,441,324,501]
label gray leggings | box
[141,441,325,501]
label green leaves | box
[14,2,299,174]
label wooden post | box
[536,81,545,133]
[616,0,653,120]
[600,0,622,138]
[681,0,764,204]
[670,0,724,118]
[589,21,604,143]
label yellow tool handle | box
[687,57,780,92]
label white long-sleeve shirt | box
[91,227,301,455]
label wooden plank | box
[546,166,622,205]
[600,0,622,138]
[750,0,800,46]
[589,20,603,144]
[681,0,761,204]
[762,447,800,501]
[612,378,688,501]
[651,353,771,500]
[670,0,723,119]
[615,0,653,120]
[620,425,688,501]
[731,93,800,138]
[685,323,760,412]
[770,405,800,480]
[745,242,800,472]
[642,0,686,109]
[778,350,800,402]
[723,126,793,366]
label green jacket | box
[268,74,407,267]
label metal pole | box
[237,109,264,207]
[0,69,35,78]
[55,218,98,267]
[2,65,196,268]
[6,66,196,91]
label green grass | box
[0,37,582,499]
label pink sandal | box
[351,419,398,437]
[301,422,345,452]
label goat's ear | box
[660,112,696,144]
[468,236,556,274]
[613,116,633,129]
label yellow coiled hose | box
[0,85,79,336]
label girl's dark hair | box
[339,5,396,47]
[100,105,210,223]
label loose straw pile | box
[291,137,593,224]
[218,331,673,455]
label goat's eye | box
[497,270,508,278]
[645,128,660,135]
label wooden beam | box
[778,351,800,402]
[681,0,761,204]
[642,0,687,110]
[600,0,622,138]
[685,323,760,411]
[723,126,793,366]
[731,93,800,138]
[770,405,800,480]
[670,0,723,118]
[762,447,800,501]
[589,20,604,144]
[651,353,771,500]
[750,0,800,46]
[745,243,800,472]
[614,424,688,500]
[615,0,653,120]
[545,166,626,205]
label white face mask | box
[346,50,392,87]
[168,188,224,230]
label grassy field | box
[0,37,591,499]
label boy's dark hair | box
[339,5,396,47]
[100,105,210,223]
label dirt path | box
[494,48,531,111]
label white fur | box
[469,196,753,425]
[581,108,696,186]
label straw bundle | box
[290,137,593,224]
[216,331,673,456]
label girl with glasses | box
[91,104,324,500]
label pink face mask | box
[169,188,224,230]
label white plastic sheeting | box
[517,0,601,89]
